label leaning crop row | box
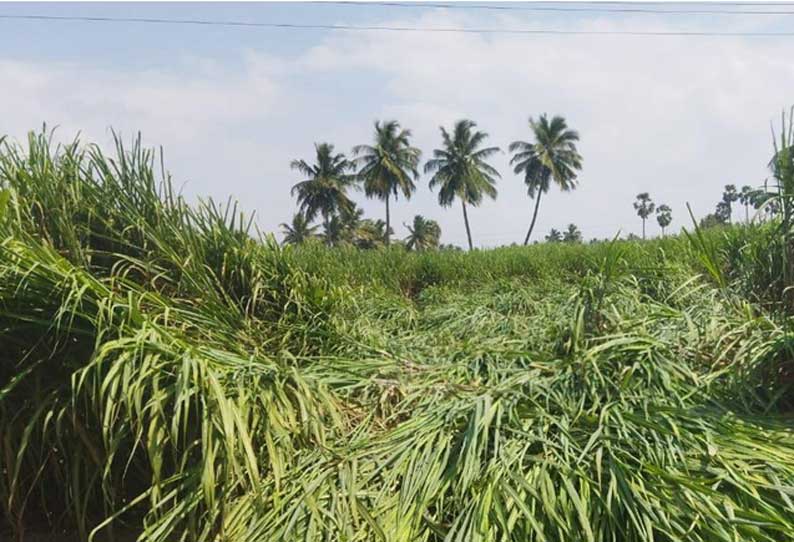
[2,131,794,541]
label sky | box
[2,1,794,247]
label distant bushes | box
[282,231,726,298]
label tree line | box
[630,183,781,240]
[632,193,672,240]
[700,183,781,228]
[284,115,583,250]
[284,114,779,250]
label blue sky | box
[2,2,794,246]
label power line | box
[576,1,794,4]
[542,1,794,3]
[588,1,794,3]
[315,1,794,16]
[1,13,793,36]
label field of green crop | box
[2,132,794,541]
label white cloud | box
[0,53,287,141]
[294,12,794,243]
[2,10,794,246]
[0,53,292,218]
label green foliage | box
[404,215,441,251]
[354,120,420,201]
[770,107,794,302]
[280,212,319,245]
[509,114,583,245]
[684,203,727,289]
[545,228,562,242]
[656,203,672,235]
[739,185,755,222]
[633,192,655,218]
[716,199,731,223]
[353,218,391,249]
[0,131,347,541]
[425,119,500,208]
[425,119,500,250]
[3,129,794,542]
[562,223,582,243]
[633,192,655,239]
[722,183,739,223]
[290,142,356,228]
[700,211,727,229]
[0,189,8,222]
[318,203,392,249]
[353,120,421,244]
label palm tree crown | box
[353,120,421,244]
[424,119,500,250]
[633,192,655,239]
[545,228,562,243]
[509,114,583,245]
[563,223,582,243]
[321,203,363,247]
[280,212,319,246]
[290,143,356,231]
[656,204,672,236]
[354,219,392,250]
[404,215,441,251]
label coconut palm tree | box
[562,223,582,243]
[656,204,672,237]
[424,119,500,251]
[404,215,441,251]
[353,120,421,245]
[321,203,365,247]
[633,192,655,240]
[509,114,583,245]
[354,219,392,249]
[545,228,562,243]
[290,143,356,242]
[321,215,347,247]
[280,212,319,246]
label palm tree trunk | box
[745,203,749,223]
[524,191,543,245]
[642,218,646,240]
[461,199,473,251]
[385,194,391,245]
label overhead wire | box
[1,13,793,36]
[313,1,794,16]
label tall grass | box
[2,130,794,541]
[284,234,707,298]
